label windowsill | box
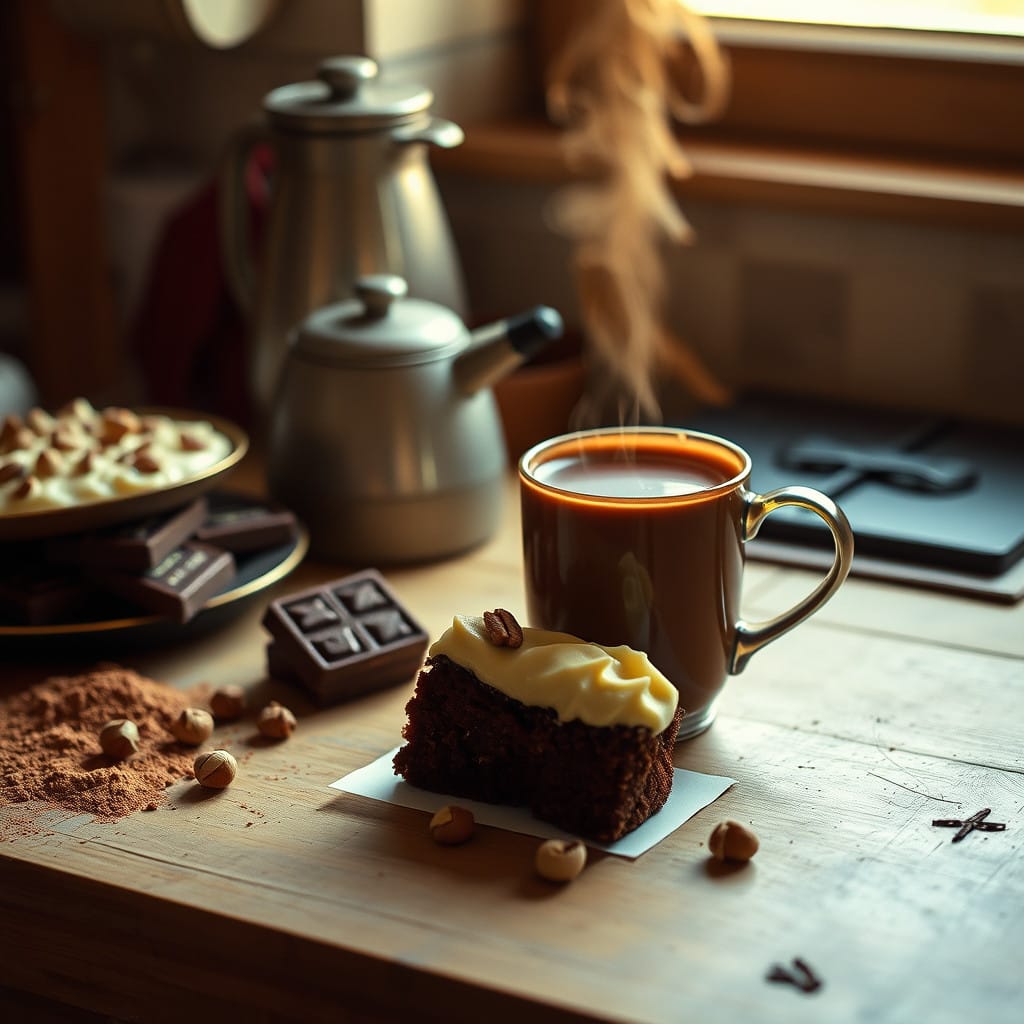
[704,17,1024,64]
[434,118,1024,231]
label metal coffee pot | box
[220,55,468,419]
[268,275,563,563]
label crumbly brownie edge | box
[393,655,681,841]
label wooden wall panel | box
[9,0,118,406]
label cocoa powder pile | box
[0,664,196,822]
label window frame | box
[478,5,1024,231]
[692,18,1024,164]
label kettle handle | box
[454,307,564,396]
[218,118,273,315]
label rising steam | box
[545,0,732,423]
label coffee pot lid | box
[293,275,466,367]
[264,56,434,134]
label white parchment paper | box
[330,747,734,859]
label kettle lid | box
[264,56,434,134]
[293,276,466,367]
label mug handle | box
[731,486,855,673]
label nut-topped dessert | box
[0,399,233,514]
[393,609,682,842]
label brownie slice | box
[393,655,681,842]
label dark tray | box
[686,395,1024,576]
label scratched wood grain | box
[753,564,1024,658]
[2,471,1023,1023]
[2,710,1020,1023]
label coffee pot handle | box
[731,486,854,674]
[218,118,273,315]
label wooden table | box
[3,467,1023,1023]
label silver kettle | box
[220,55,468,420]
[268,276,563,564]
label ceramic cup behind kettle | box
[220,55,468,420]
[268,276,563,564]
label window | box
[670,2,1024,164]
[689,2,1024,36]
[434,3,1024,231]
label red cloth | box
[129,146,272,428]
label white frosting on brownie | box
[428,614,679,734]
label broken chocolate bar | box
[88,541,236,624]
[262,570,428,705]
[46,497,209,571]
[195,493,297,552]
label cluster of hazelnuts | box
[426,805,761,883]
[97,690,763,869]
[428,804,589,883]
[97,686,300,792]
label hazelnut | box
[193,749,237,789]
[0,414,23,451]
[429,805,475,845]
[131,452,161,474]
[99,407,141,444]
[708,820,759,863]
[70,451,95,477]
[25,407,55,435]
[209,685,246,722]
[257,701,296,739]
[33,448,64,480]
[8,429,35,454]
[170,707,214,746]
[535,839,587,882]
[179,431,206,452]
[57,397,97,426]
[12,475,40,500]
[99,719,140,760]
[50,426,82,452]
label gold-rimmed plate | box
[0,521,308,644]
[0,409,248,541]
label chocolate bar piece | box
[90,541,235,624]
[262,570,428,705]
[266,640,304,688]
[195,494,297,553]
[47,498,209,572]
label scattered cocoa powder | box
[0,664,196,824]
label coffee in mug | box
[519,427,854,740]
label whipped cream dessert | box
[429,614,679,733]
[0,399,234,514]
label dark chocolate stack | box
[263,570,429,706]
[0,494,298,627]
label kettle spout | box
[454,306,564,395]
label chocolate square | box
[262,569,428,705]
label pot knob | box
[318,55,377,100]
[356,274,409,319]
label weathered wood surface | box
[2,474,1022,1023]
